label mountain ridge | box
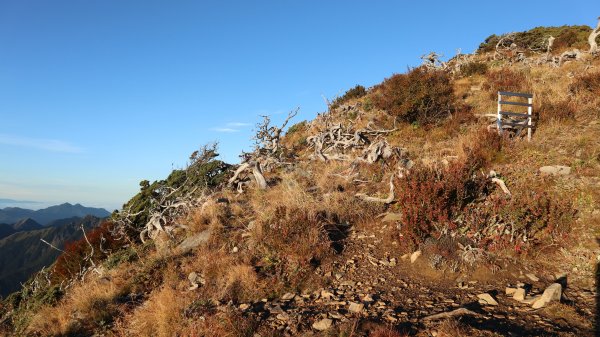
[0,203,110,226]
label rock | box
[348,302,364,313]
[539,166,571,176]
[362,294,374,303]
[381,212,403,223]
[522,296,542,305]
[513,288,526,302]
[340,280,356,287]
[320,290,335,300]
[312,318,333,331]
[410,250,422,263]
[269,305,285,314]
[176,229,212,254]
[505,287,517,295]
[525,273,539,282]
[477,293,498,306]
[329,312,344,319]
[532,283,562,309]
[401,253,410,260]
[188,272,205,291]
[232,246,239,253]
[281,292,295,301]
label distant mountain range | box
[0,203,110,226]
[0,215,104,297]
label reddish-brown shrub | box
[395,131,502,247]
[253,206,332,288]
[53,221,119,280]
[395,160,488,246]
[538,99,576,122]
[482,68,532,100]
[373,67,456,125]
[369,326,405,337]
[466,187,574,254]
[569,71,600,96]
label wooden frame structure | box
[497,91,533,141]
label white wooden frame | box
[497,91,533,141]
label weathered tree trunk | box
[590,17,600,54]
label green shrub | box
[460,61,488,77]
[285,121,307,135]
[117,144,231,237]
[478,25,591,53]
[331,85,367,109]
[105,247,138,269]
[373,67,456,125]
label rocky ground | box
[191,221,597,336]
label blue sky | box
[0,1,597,211]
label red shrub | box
[53,221,119,280]
[395,131,502,247]
[482,68,532,100]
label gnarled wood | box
[589,17,600,54]
[355,175,395,204]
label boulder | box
[539,166,571,176]
[410,250,422,263]
[348,302,364,313]
[175,229,212,254]
[513,288,526,302]
[532,283,562,309]
[312,318,333,331]
[525,273,539,282]
[477,293,498,306]
[381,213,403,223]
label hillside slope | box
[1,23,599,337]
[0,216,102,297]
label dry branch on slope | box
[306,121,399,163]
[228,108,299,192]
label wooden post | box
[527,96,532,141]
[497,92,503,135]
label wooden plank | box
[498,91,533,98]
[501,121,534,128]
[499,111,529,117]
[527,97,533,141]
[499,101,532,107]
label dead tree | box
[228,108,299,192]
[589,17,600,54]
[306,122,398,163]
[254,107,299,156]
[546,35,555,55]
[420,52,446,70]
[494,33,517,60]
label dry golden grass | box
[27,274,125,336]
[126,285,190,337]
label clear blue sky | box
[0,1,597,211]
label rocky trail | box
[201,222,597,336]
